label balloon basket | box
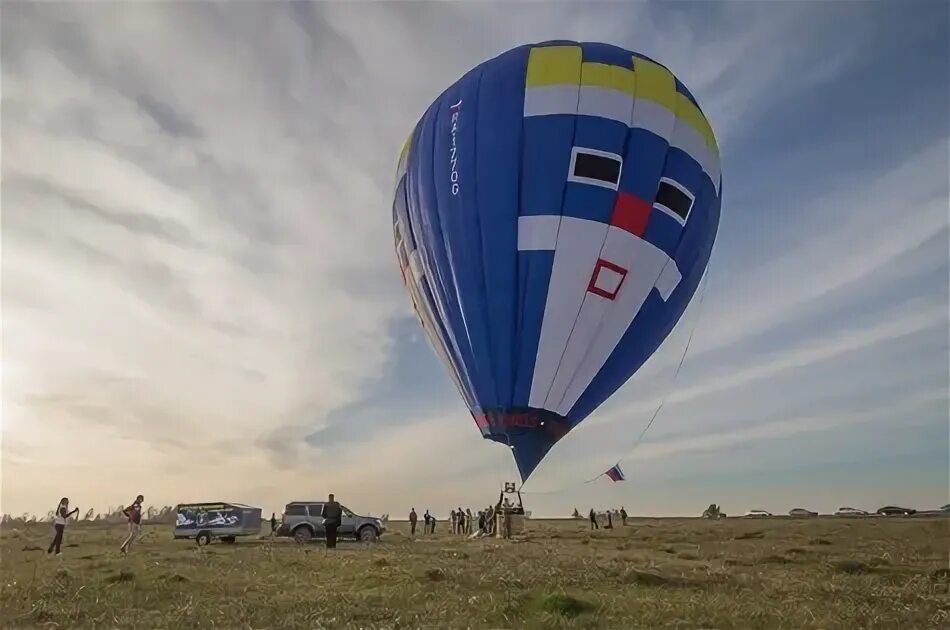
[495,512,526,538]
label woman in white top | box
[48,497,79,555]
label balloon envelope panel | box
[392,41,721,480]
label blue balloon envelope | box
[392,41,722,481]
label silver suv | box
[277,501,384,543]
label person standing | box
[620,506,628,526]
[423,510,431,534]
[48,498,79,555]
[456,507,465,536]
[589,508,599,530]
[321,493,342,549]
[466,509,474,534]
[409,508,418,536]
[270,512,278,535]
[450,509,457,534]
[430,513,437,534]
[120,495,144,554]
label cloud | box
[524,379,948,494]
[587,299,948,426]
[633,387,948,462]
[2,2,946,517]
[304,317,464,451]
[695,138,948,355]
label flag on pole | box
[605,464,625,482]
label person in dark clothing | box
[409,508,418,536]
[589,508,599,530]
[49,498,79,555]
[456,507,465,535]
[620,507,628,526]
[321,494,342,549]
[270,513,278,535]
[430,514,437,534]
[120,495,144,554]
[605,511,613,529]
[423,510,431,534]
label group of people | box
[407,498,517,539]
[588,506,628,530]
[46,495,145,556]
[42,491,547,555]
[451,508,474,535]
[407,508,438,535]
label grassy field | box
[1,516,947,628]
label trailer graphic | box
[174,502,262,545]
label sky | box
[2,1,948,519]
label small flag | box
[605,464,625,482]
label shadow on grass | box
[528,593,596,618]
[831,560,871,574]
[733,531,765,540]
[106,570,135,583]
[621,568,713,588]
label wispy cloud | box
[633,387,948,463]
[581,297,948,429]
[2,2,946,517]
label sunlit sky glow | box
[2,1,948,518]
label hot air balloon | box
[391,41,721,481]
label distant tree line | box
[1,505,178,527]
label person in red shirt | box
[119,494,144,554]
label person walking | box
[120,495,144,554]
[589,508,599,530]
[409,508,418,536]
[48,498,79,555]
[321,493,342,549]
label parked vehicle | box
[277,501,384,543]
[876,506,916,516]
[789,508,818,518]
[744,509,772,517]
[174,502,262,545]
[834,507,869,516]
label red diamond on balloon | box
[587,258,628,300]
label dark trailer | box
[174,502,262,545]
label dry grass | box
[1,517,947,628]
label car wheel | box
[196,531,212,546]
[358,526,378,543]
[293,527,313,544]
